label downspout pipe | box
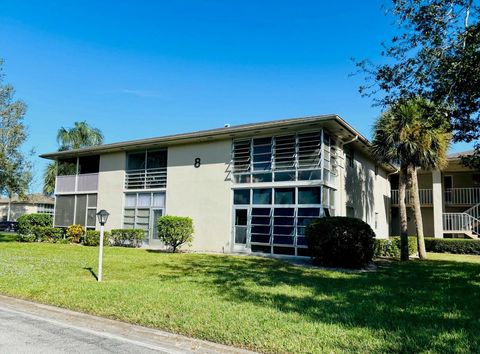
[341,135,358,147]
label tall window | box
[232,130,337,184]
[233,186,335,256]
[123,192,166,241]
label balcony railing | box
[391,189,433,205]
[443,212,480,237]
[55,173,99,194]
[444,188,480,205]
[125,168,167,190]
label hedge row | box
[17,215,145,248]
[19,226,67,244]
[110,229,145,247]
[17,213,52,236]
[83,230,111,246]
[424,238,480,255]
[374,237,418,258]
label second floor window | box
[125,149,168,190]
[57,156,99,176]
[232,130,337,184]
[127,150,167,171]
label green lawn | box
[0,233,18,242]
[0,242,479,353]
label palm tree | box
[57,121,103,150]
[403,101,450,259]
[42,162,56,195]
[43,121,104,195]
[371,98,450,260]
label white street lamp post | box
[96,209,109,282]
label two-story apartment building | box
[390,151,480,239]
[41,114,394,256]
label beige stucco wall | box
[343,145,390,238]
[445,171,478,188]
[96,152,126,231]
[165,140,232,252]
[417,172,432,189]
[0,204,38,221]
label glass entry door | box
[151,209,163,240]
[234,208,248,245]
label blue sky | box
[0,1,473,192]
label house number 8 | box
[194,158,201,168]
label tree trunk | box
[399,164,409,261]
[7,197,11,221]
[409,166,427,259]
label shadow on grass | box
[83,267,98,281]
[146,249,172,254]
[0,233,18,243]
[159,255,480,353]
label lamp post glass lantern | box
[97,209,109,225]
[96,209,109,282]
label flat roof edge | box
[41,114,364,159]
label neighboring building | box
[40,114,394,256]
[390,151,480,239]
[0,194,54,221]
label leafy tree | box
[43,121,104,195]
[358,0,480,165]
[0,59,32,217]
[157,216,194,253]
[371,98,450,260]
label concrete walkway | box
[0,295,255,354]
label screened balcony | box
[124,149,167,190]
[55,156,99,194]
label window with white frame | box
[123,192,165,239]
[233,186,335,256]
[232,130,338,184]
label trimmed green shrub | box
[33,226,64,243]
[17,213,52,236]
[66,224,85,243]
[374,237,418,258]
[83,230,110,246]
[157,216,194,253]
[110,229,145,247]
[18,233,37,242]
[425,238,480,255]
[305,217,375,269]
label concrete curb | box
[0,295,257,354]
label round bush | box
[66,224,84,243]
[17,213,52,236]
[305,217,375,269]
[157,216,194,252]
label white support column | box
[432,170,444,238]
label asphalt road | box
[0,306,165,353]
[0,295,253,354]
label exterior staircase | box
[443,203,480,239]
